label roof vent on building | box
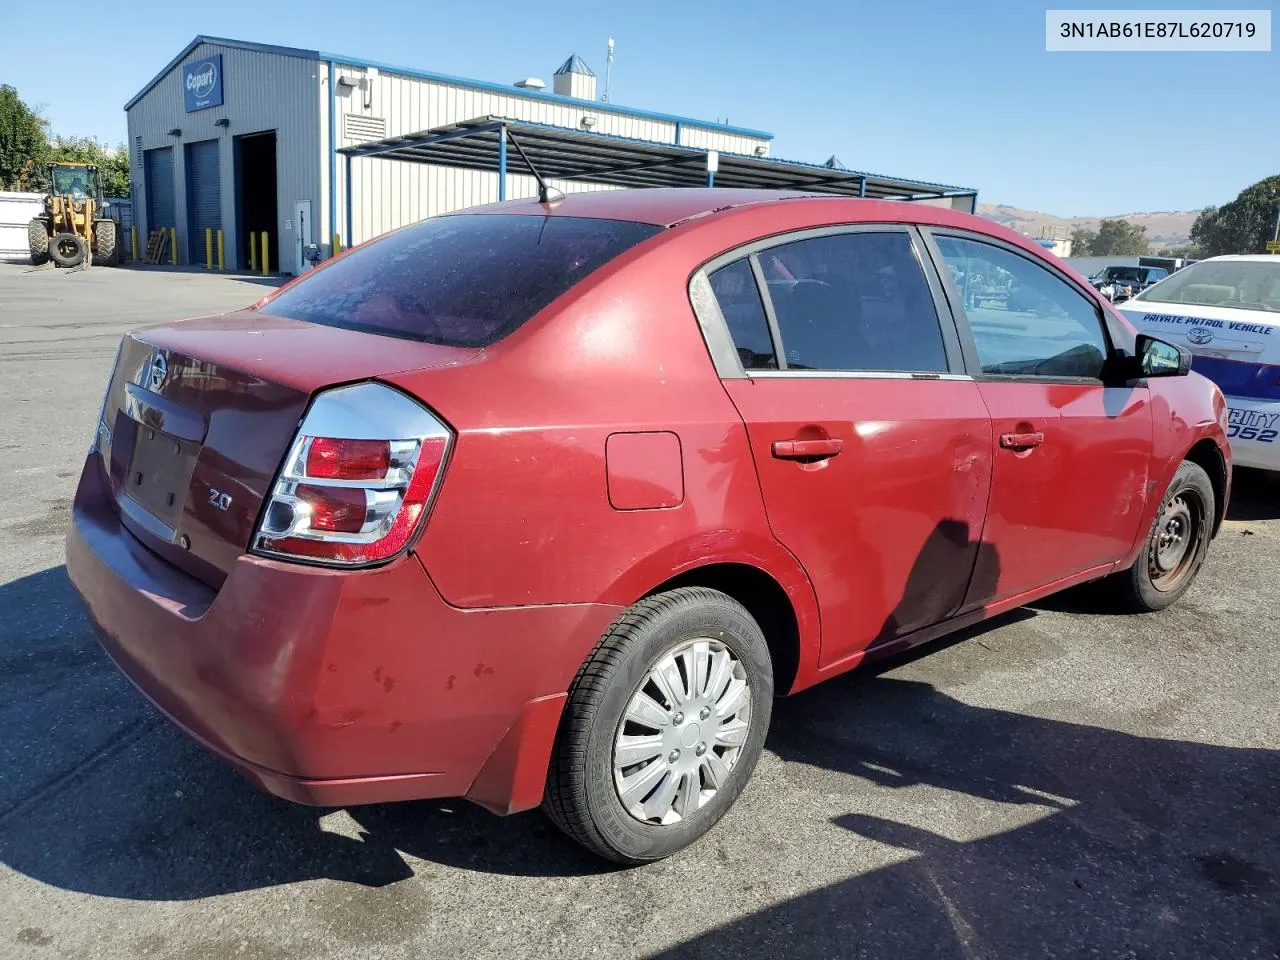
[515,77,546,90]
[553,54,596,100]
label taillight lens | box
[252,382,452,566]
[306,438,391,480]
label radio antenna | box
[603,37,614,103]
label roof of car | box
[467,188,981,229]
[1202,255,1280,264]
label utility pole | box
[1273,203,1279,242]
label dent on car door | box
[696,226,994,671]
[924,231,1154,604]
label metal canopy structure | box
[337,117,978,241]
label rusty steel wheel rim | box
[1149,488,1205,593]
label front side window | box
[934,235,1110,379]
[708,258,776,369]
[1134,259,1280,314]
[751,231,949,373]
[261,214,662,347]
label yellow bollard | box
[261,232,269,277]
[130,225,138,262]
[332,233,342,257]
[217,230,224,271]
[249,232,257,272]
[169,227,177,265]
[205,228,213,270]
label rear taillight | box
[252,382,452,567]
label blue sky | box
[2,0,1274,214]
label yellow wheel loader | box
[28,162,120,268]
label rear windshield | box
[261,214,663,346]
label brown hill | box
[978,203,1199,250]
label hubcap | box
[1148,491,1203,591]
[612,638,751,826]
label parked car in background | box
[1118,254,1280,473]
[1090,264,1170,302]
[67,190,1230,864]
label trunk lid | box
[97,310,480,588]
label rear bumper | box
[66,454,622,810]
[1225,395,1280,473]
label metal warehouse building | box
[126,36,977,274]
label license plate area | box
[123,426,199,532]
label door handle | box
[999,431,1045,451]
[772,438,844,460]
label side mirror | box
[1136,334,1191,378]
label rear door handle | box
[772,438,844,460]
[999,431,1045,451]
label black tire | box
[1107,460,1214,612]
[50,232,87,268]
[544,587,774,864]
[94,220,118,265]
[28,219,49,265]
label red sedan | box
[66,189,1230,863]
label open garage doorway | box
[234,130,277,271]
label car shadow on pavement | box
[4,520,1277,955]
[1227,467,1280,522]
[653,669,1280,959]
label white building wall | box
[320,64,772,245]
[678,126,770,156]
[126,41,320,272]
[0,192,44,261]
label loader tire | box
[94,220,119,265]
[28,219,50,265]
[50,232,87,268]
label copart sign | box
[184,55,223,113]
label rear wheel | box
[94,220,118,265]
[50,232,87,268]
[1108,460,1214,611]
[27,219,49,264]
[544,587,773,864]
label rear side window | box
[261,214,662,347]
[754,231,949,372]
[708,259,776,369]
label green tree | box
[1069,228,1096,257]
[1091,218,1149,256]
[1190,176,1280,256]
[49,136,131,197]
[0,85,50,190]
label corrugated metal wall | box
[323,66,773,245]
[126,41,319,271]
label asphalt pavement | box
[1,261,1277,960]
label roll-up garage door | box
[143,147,175,238]
[185,140,221,263]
